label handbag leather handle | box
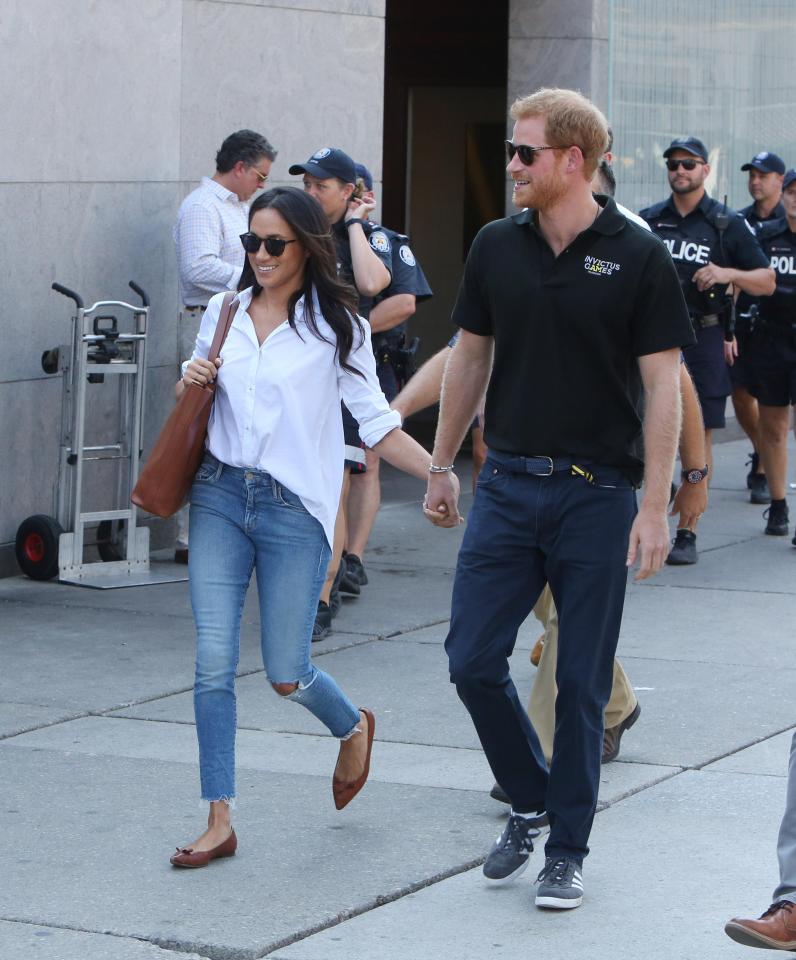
[207,291,239,364]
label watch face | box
[687,469,703,483]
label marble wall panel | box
[179,0,385,185]
[0,0,181,183]
[510,0,608,40]
[508,37,609,112]
[0,182,183,384]
[199,0,384,14]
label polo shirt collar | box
[202,176,239,203]
[511,194,626,237]
[663,191,713,218]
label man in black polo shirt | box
[734,151,786,502]
[424,88,694,911]
[640,137,775,564]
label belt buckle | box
[530,456,554,476]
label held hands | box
[183,357,222,388]
[423,471,463,528]
[625,504,670,581]
[692,261,733,292]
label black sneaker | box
[665,529,698,565]
[345,553,369,586]
[746,450,760,489]
[338,568,361,596]
[535,856,584,909]
[482,814,540,885]
[764,501,789,536]
[329,563,343,617]
[750,472,771,505]
[312,601,332,641]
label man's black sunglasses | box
[505,140,564,166]
[240,232,298,256]
[665,158,706,172]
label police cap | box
[289,147,356,183]
[354,163,374,192]
[663,137,708,162]
[783,169,796,190]
[741,151,786,175]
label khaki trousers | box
[527,584,637,764]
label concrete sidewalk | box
[1,437,794,960]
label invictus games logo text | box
[584,255,621,276]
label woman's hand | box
[183,357,222,387]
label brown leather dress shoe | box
[170,829,237,868]
[602,701,641,764]
[174,548,189,565]
[333,709,375,810]
[725,900,796,949]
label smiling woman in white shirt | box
[169,187,454,869]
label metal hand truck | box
[14,282,188,588]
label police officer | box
[288,147,393,635]
[641,136,775,564]
[733,152,786,503]
[343,162,433,586]
[744,169,796,542]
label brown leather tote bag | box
[131,292,239,518]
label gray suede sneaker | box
[482,814,539,885]
[535,856,584,909]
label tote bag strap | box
[207,291,239,363]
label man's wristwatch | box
[682,465,709,484]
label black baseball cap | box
[741,151,786,175]
[288,147,356,183]
[355,162,374,192]
[783,169,796,190]
[663,137,709,162]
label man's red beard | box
[520,164,569,211]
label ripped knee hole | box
[272,681,299,696]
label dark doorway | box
[383,2,509,366]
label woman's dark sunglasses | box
[240,232,298,256]
[505,140,562,166]
[665,158,706,172]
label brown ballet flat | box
[170,829,237,868]
[333,708,375,810]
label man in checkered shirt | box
[172,129,276,561]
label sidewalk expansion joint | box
[690,721,796,771]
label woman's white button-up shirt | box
[187,286,401,548]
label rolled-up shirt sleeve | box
[338,317,402,447]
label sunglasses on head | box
[239,233,298,256]
[505,140,563,166]
[665,158,706,171]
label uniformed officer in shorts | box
[641,136,775,564]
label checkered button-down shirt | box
[173,177,248,307]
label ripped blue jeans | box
[188,454,361,804]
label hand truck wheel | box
[15,515,63,580]
[96,519,127,562]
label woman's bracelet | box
[428,463,455,474]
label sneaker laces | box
[761,900,794,919]
[497,815,535,853]
[536,857,575,886]
[746,451,759,471]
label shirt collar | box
[663,191,713,218]
[202,176,241,204]
[512,194,626,237]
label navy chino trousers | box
[445,450,638,863]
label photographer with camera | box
[641,136,775,564]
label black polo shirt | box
[452,196,694,477]
[756,217,796,324]
[740,200,786,233]
[640,193,769,317]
